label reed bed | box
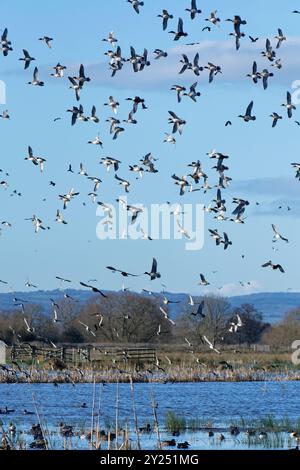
[0,365,299,384]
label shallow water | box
[0,381,299,449]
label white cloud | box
[5,37,300,91]
[86,36,300,90]
[216,279,263,297]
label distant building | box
[0,340,7,364]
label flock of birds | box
[0,2,299,360]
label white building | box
[0,340,7,364]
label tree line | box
[0,292,298,349]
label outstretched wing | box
[151,257,158,274]
[246,101,253,115]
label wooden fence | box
[10,344,156,365]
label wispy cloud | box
[203,280,264,297]
[232,176,300,198]
[229,177,300,217]
[84,37,300,90]
[4,37,300,91]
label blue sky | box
[0,0,300,297]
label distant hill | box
[228,292,300,323]
[0,290,299,324]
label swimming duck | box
[59,422,74,437]
[8,422,16,433]
[230,426,240,436]
[177,441,190,449]
[162,438,176,447]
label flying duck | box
[157,9,173,30]
[261,69,273,89]
[56,210,67,224]
[239,101,256,122]
[171,174,188,195]
[271,224,289,242]
[153,48,168,59]
[274,28,286,49]
[170,85,186,103]
[261,39,276,61]
[128,0,144,14]
[115,174,130,192]
[186,0,201,19]
[100,157,121,172]
[88,134,103,146]
[168,111,186,134]
[261,260,285,273]
[281,91,296,118]
[28,67,44,86]
[19,49,35,69]
[204,62,222,83]
[270,112,282,127]
[183,82,201,102]
[169,18,188,41]
[79,281,107,297]
[68,77,81,101]
[51,62,67,78]
[39,36,53,48]
[102,31,118,47]
[205,11,221,27]
[226,15,247,35]
[203,335,221,353]
[144,258,161,280]
[89,105,99,123]
[104,95,119,114]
